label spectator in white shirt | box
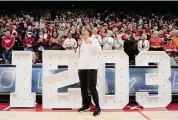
[138,34,150,52]
[117,29,125,40]
[103,30,115,50]
[77,27,101,116]
[63,32,77,50]
[91,27,103,45]
[113,35,124,50]
[58,25,66,39]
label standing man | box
[77,27,101,116]
[2,31,15,64]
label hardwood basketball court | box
[0,103,178,120]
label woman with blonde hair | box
[91,27,103,46]
[113,31,124,50]
[138,34,150,52]
[103,30,115,50]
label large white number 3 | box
[136,51,171,108]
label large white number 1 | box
[98,50,129,109]
[10,51,36,107]
[136,51,171,108]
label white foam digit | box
[10,51,36,107]
[42,50,81,109]
[136,51,171,108]
[98,50,129,109]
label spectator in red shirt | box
[23,31,36,51]
[2,31,15,64]
[43,28,51,49]
[149,31,163,51]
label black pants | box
[78,69,99,107]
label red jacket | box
[2,36,15,49]
[23,37,36,47]
[43,33,51,47]
[8,25,13,30]
[34,58,42,64]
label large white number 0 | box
[10,51,36,107]
[136,51,171,108]
[98,50,129,109]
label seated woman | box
[49,31,65,50]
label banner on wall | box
[1,65,178,94]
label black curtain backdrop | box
[0,1,178,14]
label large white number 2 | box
[10,51,36,107]
[42,50,81,109]
[136,51,171,108]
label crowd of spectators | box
[1,9,178,65]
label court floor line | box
[138,111,151,120]
[3,106,10,111]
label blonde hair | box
[92,27,98,33]
[153,31,159,37]
[153,31,159,34]
[158,30,163,35]
[141,34,147,40]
